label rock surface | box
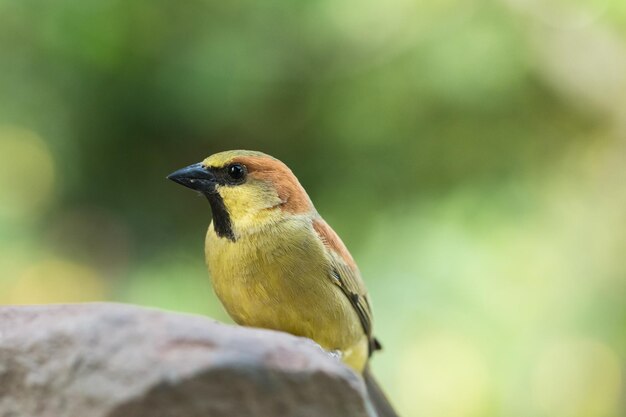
[0,303,376,417]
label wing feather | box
[312,218,381,355]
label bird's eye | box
[227,164,246,181]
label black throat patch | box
[204,192,235,241]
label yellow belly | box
[205,218,368,372]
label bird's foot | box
[327,349,343,362]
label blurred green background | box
[1,0,625,416]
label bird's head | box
[168,150,314,240]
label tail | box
[363,366,400,417]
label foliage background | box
[1,0,625,416]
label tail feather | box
[363,366,400,417]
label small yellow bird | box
[168,150,398,417]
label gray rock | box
[0,303,376,417]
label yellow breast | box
[205,217,368,371]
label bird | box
[168,150,399,417]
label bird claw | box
[301,338,343,362]
[327,349,343,361]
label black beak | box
[167,162,216,193]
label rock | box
[0,303,376,417]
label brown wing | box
[312,218,382,355]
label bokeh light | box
[397,334,491,417]
[8,258,105,304]
[0,126,55,222]
[531,338,622,417]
